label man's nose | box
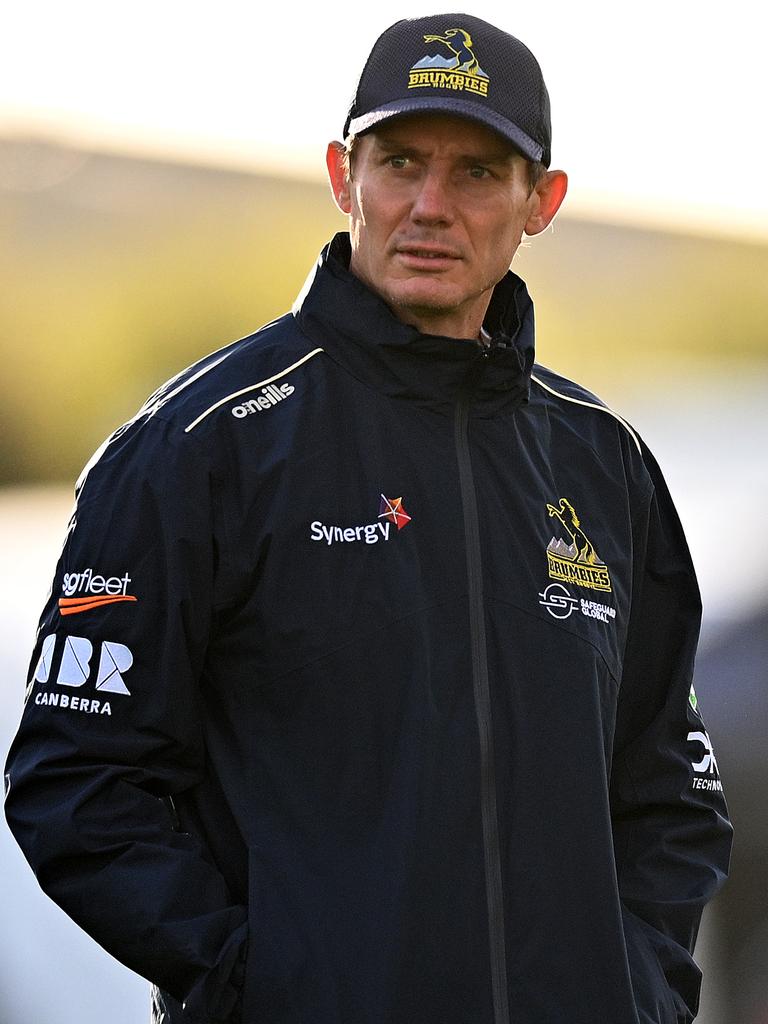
[409,171,454,225]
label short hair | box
[343,134,546,194]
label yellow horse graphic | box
[423,28,482,75]
[546,498,603,566]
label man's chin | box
[385,282,462,318]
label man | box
[5,14,731,1024]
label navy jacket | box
[5,234,732,1023]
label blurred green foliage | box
[1,139,767,483]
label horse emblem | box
[408,27,490,95]
[421,28,485,76]
[545,498,612,593]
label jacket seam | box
[491,593,622,685]
[232,591,470,687]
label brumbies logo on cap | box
[408,27,490,97]
[545,498,612,594]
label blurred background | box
[1,3,766,1021]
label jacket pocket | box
[622,906,685,1024]
[239,849,308,1023]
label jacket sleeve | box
[610,442,733,1024]
[3,413,247,1022]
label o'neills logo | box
[545,498,612,593]
[231,383,294,418]
[408,27,490,96]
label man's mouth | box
[395,245,461,267]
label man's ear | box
[524,169,568,236]
[326,141,352,214]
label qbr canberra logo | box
[407,27,490,96]
[544,498,612,593]
[310,494,411,546]
[30,633,133,716]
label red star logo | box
[378,494,412,531]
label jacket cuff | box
[181,923,248,1023]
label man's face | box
[327,114,554,338]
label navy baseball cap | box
[343,14,552,167]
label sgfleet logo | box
[30,633,134,716]
[310,494,412,546]
[231,383,294,418]
[59,568,136,616]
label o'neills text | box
[232,383,294,418]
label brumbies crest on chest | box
[538,497,618,625]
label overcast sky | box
[1,2,766,239]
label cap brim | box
[346,97,546,165]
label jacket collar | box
[293,233,535,415]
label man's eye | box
[469,165,491,179]
[388,156,409,169]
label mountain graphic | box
[547,537,578,560]
[412,55,457,70]
[411,54,489,77]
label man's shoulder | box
[530,363,610,409]
[137,312,313,430]
[75,312,319,495]
[529,363,642,456]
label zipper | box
[454,382,510,1024]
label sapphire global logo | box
[408,27,490,96]
[545,498,612,593]
[310,494,412,546]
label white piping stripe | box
[76,346,244,489]
[184,348,325,432]
[142,316,286,418]
[531,374,642,455]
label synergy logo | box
[378,494,411,531]
[545,498,612,593]
[59,568,136,616]
[408,27,490,96]
[310,494,412,546]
